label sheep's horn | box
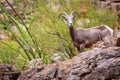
[58,12,67,18]
[71,11,79,17]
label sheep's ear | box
[58,12,67,20]
[71,11,80,17]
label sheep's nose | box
[69,23,73,27]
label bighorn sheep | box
[59,11,113,53]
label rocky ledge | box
[18,46,120,80]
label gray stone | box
[18,47,120,80]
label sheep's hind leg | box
[78,44,85,53]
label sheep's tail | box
[104,25,114,36]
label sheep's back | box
[74,29,101,47]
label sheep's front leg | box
[79,44,85,53]
[73,42,85,53]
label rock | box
[50,53,67,63]
[111,2,120,12]
[18,47,120,80]
[116,37,120,46]
[99,1,111,9]
[27,58,42,69]
[68,75,81,80]
[0,64,20,80]
[116,32,120,47]
[18,65,44,80]
[92,0,120,12]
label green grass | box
[0,40,18,63]
[0,0,118,70]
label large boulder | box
[18,47,120,80]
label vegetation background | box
[0,0,118,70]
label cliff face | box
[18,46,120,80]
[92,0,120,12]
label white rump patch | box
[104,25,113,36]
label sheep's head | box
[59,11,79,27]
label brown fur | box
[59,11,113,53]
[70,25,112,53]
